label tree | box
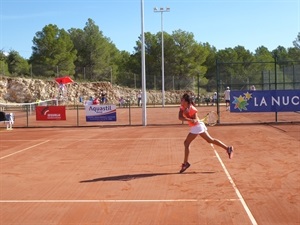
[7,50,30,76]
[216,47,239,87]
[30,24,77,77]
[133,29,210,90]
[272,46,289,62]
[114,51,135,88]
[287,47,300,61]
[253,46,275,84]
[293,32,300,49]
[170,30,209,90]
[254,46,273,62]
[215,46,255,90]
[130,29,210,91]
[131,32,162,89]
[202,43,217,91]
[69,18,120,81]
[0,50,10,76]
[233,46,255,85]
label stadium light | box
[141,0,147,126]
[154,6,170,107]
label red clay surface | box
[0,107,299,225]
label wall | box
[0,76,193,105]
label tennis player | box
[178,93,234,173]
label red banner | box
[36,106,66,120]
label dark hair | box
[181,93,195,106]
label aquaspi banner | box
[230,90,300,112]
[85,104,117,122]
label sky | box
[0,0,299,59]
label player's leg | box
[183,133,197,162]
[199,131,233,159]
[200,131,227,149]
[180,133,197,173]
[226,100,230,110]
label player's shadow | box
[80,171,215,183]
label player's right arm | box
[178,108,196,123]
[178,109,186,121]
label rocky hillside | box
[0,76,192,105]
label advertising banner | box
[85,105,117,122]
[230,90,300,112]
[36,106,66,120]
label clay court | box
[0,106,299,225]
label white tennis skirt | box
[190,121,207,134]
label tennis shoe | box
[179,162,190,173]
[227,146,234,159]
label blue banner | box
[230,90,300,112]
[85,105,117,121]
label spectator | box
[204,95,210,106]
[224,87,231,110]
[101,91,107,104]
[5,113,14,130]
[137,90,142,107]
[250,85,256,91]
[85,96,93,106]
[93,97,100,105]
[58,81,66,94]
[211,92,217,106]
[119,97,126,107]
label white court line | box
[0,140,38,142]
[0,199,240,203]
[0,140,50,160]
[2,138,184,141]
[46,138,183,141]
[211,144,258,225]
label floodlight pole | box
[141,0,147,126]
[154,7,170,107]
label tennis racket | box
[200,111,218,126]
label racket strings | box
[207,112,217,125]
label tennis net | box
[0,99,58,114]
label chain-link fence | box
[215,60,300,124]
[217,60,300,92]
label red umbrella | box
[55,76,74,84]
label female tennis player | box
[178,93,234,173]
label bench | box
[0,111,15,130]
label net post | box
[76,105,79,126]
[216,58,221,124]
[26,105,29,127]
[274,57,278,122]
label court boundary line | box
[0,140,50,160]
[211,144,258,225]
[0,198,240,203]
[1,138,185,141]
[5,121,300,129]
